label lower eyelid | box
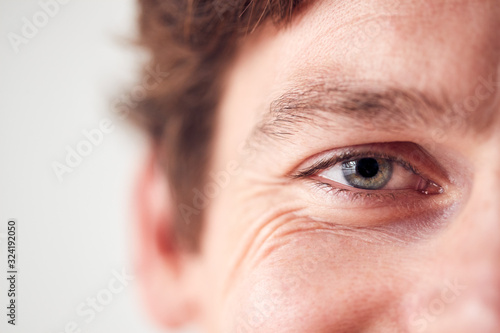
[308,178,434,208]
[297,179,455,231]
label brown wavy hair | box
[132,0,306,250]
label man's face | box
[190,0,500,331]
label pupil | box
[356,158,379,178]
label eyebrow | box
[250,78,461,146]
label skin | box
[136,0,500,332]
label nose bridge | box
[415,138,500,332]
[461,149,500,251]
[445,140,500,283]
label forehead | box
[280,0,499,95]
[218,0,500,145]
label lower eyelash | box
[312,181,399,202]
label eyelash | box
[292,151,420,178]
[291,151,435,200]
[311,181,400,199]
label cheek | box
[221,231,411,333]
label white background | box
[0,1,196,332]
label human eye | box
[291,142,445,201]
[318,155,442,193]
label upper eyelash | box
[291,151,421,180]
